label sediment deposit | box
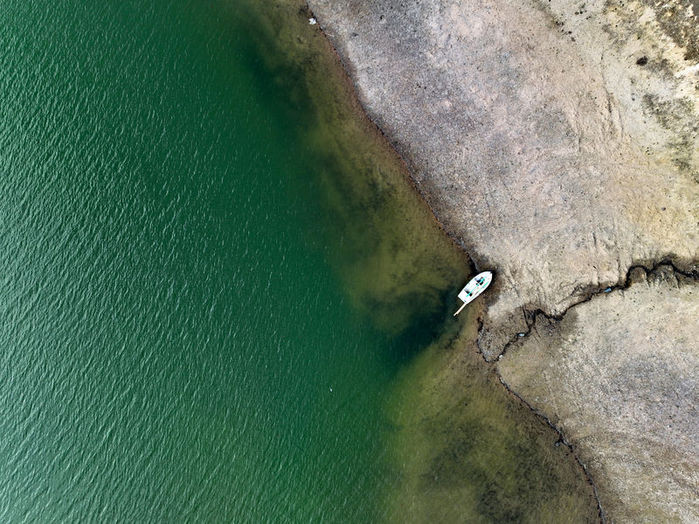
[306,0,698,520]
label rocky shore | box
[306,0,698,521]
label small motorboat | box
[453,271,493,316]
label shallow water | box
[0,1,597,521]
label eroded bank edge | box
[496,374,607,523]
[489,258,699,362]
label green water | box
[0,1,598,522]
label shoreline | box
[247,1,601,520]
[303,0,697,521]
[305,5,607,520]
[300,0,606,518]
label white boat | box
[453,271,493,316]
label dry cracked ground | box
[307,0,698,521]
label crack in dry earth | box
[485,258,699,361]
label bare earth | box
[306,0,698,521]
[499,266,698,522]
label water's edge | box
[243,1,601,521]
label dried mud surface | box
[499,266,698,522]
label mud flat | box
[307,0,698,520]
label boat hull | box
[454,271,492,315]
